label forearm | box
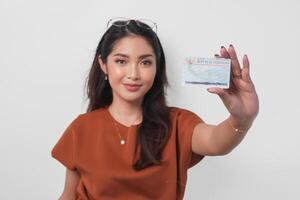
[210,115,254,155]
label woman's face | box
[99,35,157,104]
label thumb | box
[207,87,227,96]
[207,87,231,105]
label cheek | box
[108,67,126,81]
[143,68,156,85]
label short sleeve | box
[176,108,205,169]
[51,117,78,170]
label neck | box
[109,98,143,126]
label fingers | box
[219,45,242,78]
[242,54,252,82]
[220,46,230,58]
[216,45,251,85]
[215,49,236,91]
[228,44,242,78]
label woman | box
[51,17,259,200]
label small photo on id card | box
[182,57,231,89]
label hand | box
[207,44,259,127]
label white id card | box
[182,57,231,89]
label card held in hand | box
[182,57,231,89]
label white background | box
[1,0,299,199]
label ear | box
[98,55,108,74]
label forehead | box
[110,35,155,58]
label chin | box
[119,91,147,103]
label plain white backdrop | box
[1,0,299,199]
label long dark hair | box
[84,20,172,171]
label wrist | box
[228,115,253,133]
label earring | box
[105,74,108,80]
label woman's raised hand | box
[208,44,259,128]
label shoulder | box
[69,107,108,130]
[168,106,195,113]
[168,106,203,122]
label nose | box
[127,64,141,80]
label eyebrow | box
[113,53,154,59]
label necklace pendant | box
[120,140,125,145]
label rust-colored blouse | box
[51,106,205,200]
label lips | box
[123,83,142,92]
[124,83,142,87]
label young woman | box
[51,17,259,200]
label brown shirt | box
[51,106,205,200]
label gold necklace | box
[109,106,142,145]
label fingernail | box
[207,88,214,93]
[214,54,219,57]
[229,44,233,48]
[221,46,225,49]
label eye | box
[141,60,152,66]
[115,59,126,65]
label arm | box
[192,44,259,156]
[192,115,254,156]
[58,169,80,200]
